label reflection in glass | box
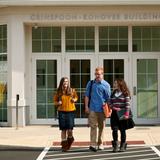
[0,24,7,122]
[70,60,90,118]
[137,59,158,118]
[104,59,124,89]
[36,60,57,119]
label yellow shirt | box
[0,84,5,104]
[53,89,78,112]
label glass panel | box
[52,27,61,39]
[52,40,61,52]
[42,40,51,52]
[70,60,90,118]
[104,59,124,89]
[132,26,160,52]
[142,40,151,52]
[142,27,151,39]
[133,40,141,52]
[76,27,84,39]
[47,105,55,118]
[70,60,79,73]
[66,27,75,39]
[109,40,118,52]
[152,40,160,51]
[119,40,128,52]
[32,27,41,39]
[137,59,158,118]
[99,26,128,52]
[66,40,75,51]
[119,27,128,39]
[36,60,57,119]
[32,40,41,52]
[42,27,51,39]
[32,27,61,53]
[86,40,94,51]
[47,75,57,88]
[109,27,118,39]
[0,24,7,122]
[37,90,46,103]
[37,105,46,118]
[66,27,94,52]
[99,40,108,52]
[99,27,108,39]
[47,60,57,74]
[76,40,84,51]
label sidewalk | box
[0,125,160,148]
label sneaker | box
[89,146,97,152]
[98,144,104,150]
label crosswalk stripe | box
[36,147,50,160]
[151,146,160,157]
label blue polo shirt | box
[85,79,111,112]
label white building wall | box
[0,5,160,126]
[7,15,26,127]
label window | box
[66,27,95,52]
[36,60,57,119]
[0,24,7,122]
[70,60,90,118]
[133,26,160,52]
[99,26,128,52]
[32,27,61,53]
[103,59,124,88]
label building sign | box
[30,12,160,21]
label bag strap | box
[88,80,93,106]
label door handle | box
[133,86,137,95]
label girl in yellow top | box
[53,77,78,152]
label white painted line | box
[36,147,50,160]
[43,149,155,160]
[138,157,160,160]
[151,146,160,157]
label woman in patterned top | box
[109,78,131,152]
[54,77,78,152]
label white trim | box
[1,0,160,6]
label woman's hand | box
[113,107,121,111]
[58,101,62,105]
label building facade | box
[0,0,160,126]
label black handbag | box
[117,109,135,130]
[125,118,135,130]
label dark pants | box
[111,111,126,143]
[112,128,126,143]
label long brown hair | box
[114,78,131,97]
[57,77,72,96]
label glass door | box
[133,56,160,124]
[66,55,95,124]
[31,56,61,124]
[99,55,129,90]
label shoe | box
[66,137,74,150]
[98,144,104,150]
[61,140,68,152]
[119,142,127,152]
[89,146,97,152]
[112,141,119,152]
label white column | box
[7,16,26,127]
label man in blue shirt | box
[85,67,111,152]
